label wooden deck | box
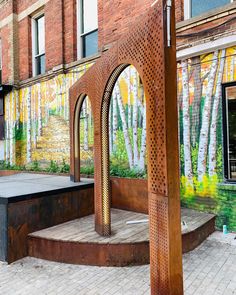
[28,208,215,266]
[29,208,214,243]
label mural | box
[80,96,94,175]
[178,48,236,231]
[109,66,146,178]
[3,63,93,171]
[1,47,236,231]
[78,65,146,177]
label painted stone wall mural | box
[178,48,236,231]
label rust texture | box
[7,187,94,263]
[70,1,183,294]
[111,177,148,214]
[28,238,150,267]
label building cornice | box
[176,2,236,33]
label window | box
[222,83,236,181]
[185,0,232,19]
[78,0,98,58]
[32,14,45,76]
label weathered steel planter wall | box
[111,177,148,214]
[0,185,94,263]
[70,1,183,294]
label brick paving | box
[0,232,235,295]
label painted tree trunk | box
[83,99,89,151]
[27,87,32,164]
[38,84,42,136]
[33,88,37,147]
[45,83,50,125]
[109,99,113,154]
[138,101,146,171]
[197,51,219,182]
[115,84,134,169]
[182,60,193,184]
[137,90,144,118]
[63,76,68,120]
[9,92,15,165]
[5,94,10,164]
[113,93,118,152]
[132,69,139,167]
[191,56,202,146]
[128,67,132,129]
[208,49,226,176]
[16,90,20,130]
[60,79,63,117]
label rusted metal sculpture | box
[70,0,183,294]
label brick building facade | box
[0,0,236,230]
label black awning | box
[0,85,13,95]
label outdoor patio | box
[0,232,235,295]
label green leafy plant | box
[46,160,60,173]
[59,159,70,173]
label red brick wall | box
[63,0,77,64]
[176,0,184,23]
[0,25,12,84]
[45,0,64,70]
[18,17,32,80]
[98,0,184,49]
[98,0,153,49]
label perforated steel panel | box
[69,0,183,294]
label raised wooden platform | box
[28,208,215,266]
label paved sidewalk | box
[0,232,235,295]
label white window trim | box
[177,34,236,60]
[31,10,45,77]
[76,0,82,60]
[184,0,234,20]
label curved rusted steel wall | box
[69,1,183,294]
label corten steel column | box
[147,1,183,294]
[69,1,183,293]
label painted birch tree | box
[38,83,42,136]
[26,87,32,163]
[208,49,226,176]
[132,68,139,167]
[115,84,134,168]
[83,98,89,151]
[182,60,193,184]
[128,67,132,129]
[138,101,146,170]
[112,94,118,152]
[197,50,219,181]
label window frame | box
[32,11,45,77]
[77,0,98,59]
[184,0,234,20]
[222,81,236,182]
